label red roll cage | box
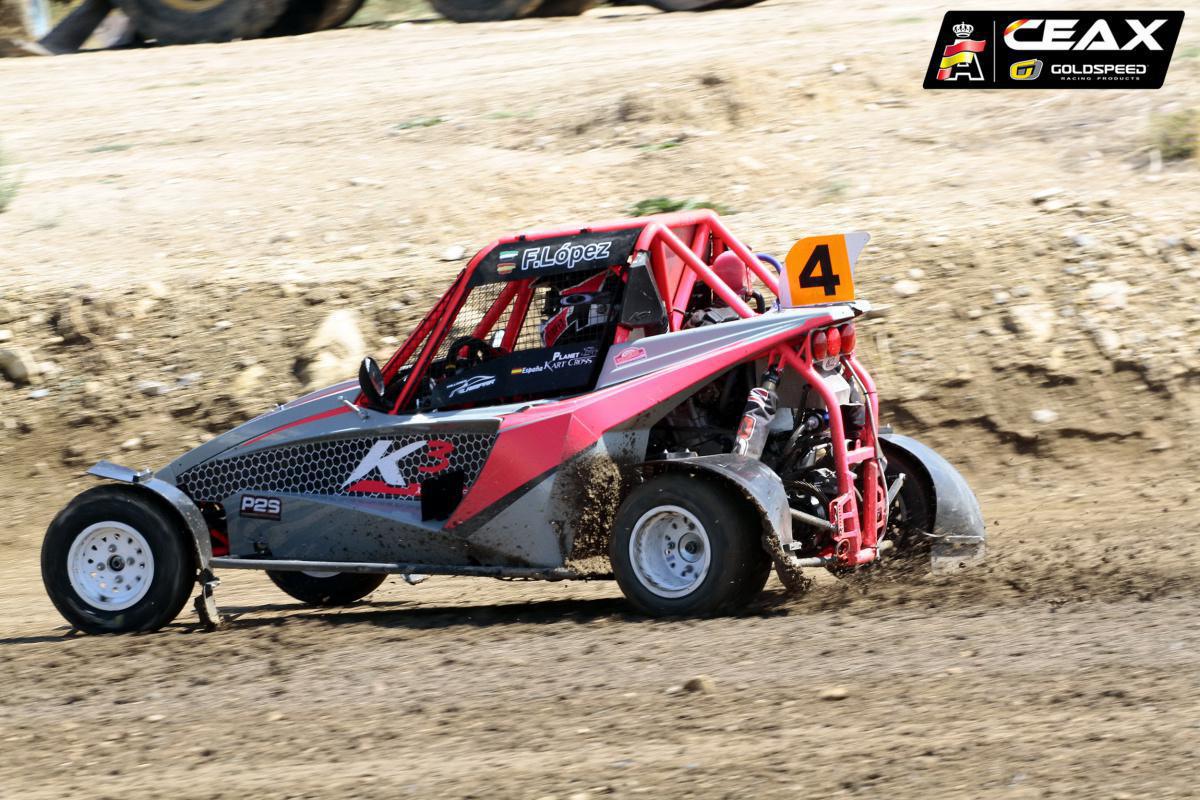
[378,210,782,412]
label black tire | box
[117,0,290,45]
[532,0,596,16]
[881,447,935,565]
[610,474,770,616]
[266,0,364,36]
[266,570,386,606]
[41,486,196,634]
[429,0,542,23]
[640,0,722,11]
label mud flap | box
[879,434,986,572]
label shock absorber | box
[732,366,780,460]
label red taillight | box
[826,326,842,357]
[839,322,856,353]
[811,330,828,359]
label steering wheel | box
[443,336,499,374]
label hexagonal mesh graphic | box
[177,433,497,503]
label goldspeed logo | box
[924,11,1183,90]
[1010,58,1043,80]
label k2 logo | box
[342,439,453,497]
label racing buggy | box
[42,210,985,633]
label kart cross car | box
[42,210,985,633]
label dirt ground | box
[2,1,1199,798]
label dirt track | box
[2,1,1199,797]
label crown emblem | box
[952,22,974,38]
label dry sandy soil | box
[1,1,1199,798]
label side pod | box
[87,461,213,570]
[645,453,794,552]
[879,434,986,571]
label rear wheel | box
[117,0,290,44]
[640,0,722,11]
[266,0,364,36]
[881,448,934,565]
[430,0,542,22]
[532,0,596,16]
[267,570,386,606]
[42,487,195,634]
[611,474,770,616]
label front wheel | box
[610,474,770,616]
[429,0,542,22]
[42,487,196,634]
[116,0,290,44]
[267,570,386,606]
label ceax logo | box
[1010,58,1044,80]
[937,21,987,81]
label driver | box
[540,269,620,348]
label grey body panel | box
[87,460,213,569]
[599,306,854,389]
[879,433,986,569]
[232,491,471,564]
[647,453,793,548]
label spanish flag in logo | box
[936,39,987,81]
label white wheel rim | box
[301,570,339,578]
[628,505,711,598]
[66,521,155,611]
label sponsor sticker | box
[613,346,648,366]
[240,494,282,521]
[923,11,1184,89]
[445,374,497,398]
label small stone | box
[891,279,921,297]
[144,714,164,723]
[136,380,171,397]
[736,155,767,172]
[993,290,1010,305]
[120,437,143,451]
[0,347,38,385]
[818,686,849,701]
[28,388,50,399]
[830,62,847,74]
[907,267,925,279]
[213,320,233,331]
[304,286,334,306]
[440,245,466,262]
[266,711,285,722]
[1031,188,1064,205]
[1003,303,1055,343]
[966,307,984,319]
[0,329,11,342]
[145,280,170,299]
[349,177,385,188]
[925,234,949,247]
[1085,280,1130,310]
[1031,408,1059,424]
[682,675,716,694]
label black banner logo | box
[924,11,1184,89]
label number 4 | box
[798,245,841,297]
